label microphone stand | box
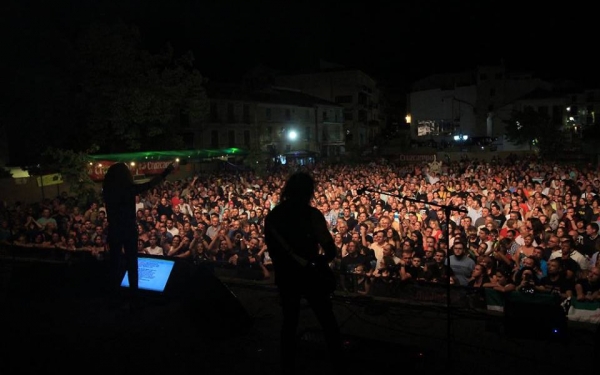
[359,187,467,373]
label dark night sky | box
[5,0,599,89]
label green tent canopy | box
[88,148,248,163]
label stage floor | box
[1,259,597,375]
[0,260,437,375]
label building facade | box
[407,64,553,150]
[274,66,383,150]
[194,85,345,162]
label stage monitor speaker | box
[503,293,567,341]
[165,260,254,338]
[4,258,253,338]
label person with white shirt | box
[144,237,164,256]
[369,230,387,268]
[134,195,145,214]
[165,219,179,237]
[178,197,194,217]
[549,237,590,277]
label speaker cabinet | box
[503,293,567,341]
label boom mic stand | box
[358,187,468,373]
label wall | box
[0,162,222,207]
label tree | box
[77,22,209,153]
[242,149,268,177]
[504,107,562,157]
[42,146,100,208]
[2,20,209,166]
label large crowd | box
[1,154,600,309]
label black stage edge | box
[0,258,441,375]
[0,258,254,373]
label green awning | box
[88,148,248,163]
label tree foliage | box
[242,149,268,177]
[504,107,562,157]
[77,22,208,153]
[42,146,100,207]
[3,20,208,166]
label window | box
[344,110,353,120]
[285,109,291,121]
[323,111,328,122]
[358,110,367,122]
[180,110,190,128]
[210,103,219,122]
[417,120,459,137]
[494,73,503,80]
[305,126,311,141]
[210,130,219,148]
[243,104,250,123]
[346,131,353,142]
[335,95,353,103]
[306,109,310,120]
[266,108,271,121]
[228,130,235,147]
[479,73,488,81]
[490,88,496,97]
[182,132,194,149]
[552,105,562,124]
[538,106,548,116]
[331,125,342,142]
[357,92,367,105]
[586,105,594,124]
[227,103,235,123]
[266,126,272,142]
[244,130,250,147]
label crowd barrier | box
[485,288,600,325]
[2,243,599,329]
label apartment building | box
[407,63,552,150]
[194,84,345,163]
[274,65,383,150]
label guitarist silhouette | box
[265,171,343,375]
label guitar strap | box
[267,226,309,267]
[268,225,336,294]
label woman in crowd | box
[515,234,536,268]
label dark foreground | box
[0,259,436,375]
[1,259,598,375]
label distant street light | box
[287,130,298,141]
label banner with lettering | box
[88,160,174,181]
[391,154,436,163]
